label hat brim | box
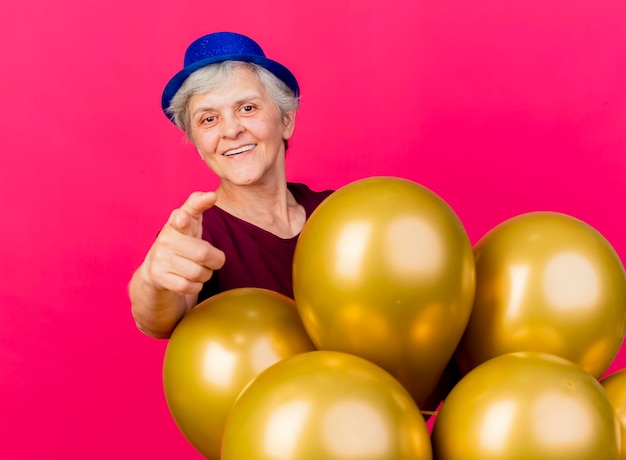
[161,54,300,121]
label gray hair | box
[167,61,300,139]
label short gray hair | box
[166,61,300,138]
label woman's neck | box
[215,181,305,238]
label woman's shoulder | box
[287,182,333,216]
[288,182,333,201]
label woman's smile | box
[222,144,256,157]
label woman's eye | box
[202,116,216,124]
[242,105,254,112]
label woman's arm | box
[129,191,225,338]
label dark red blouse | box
[197,183,333,302]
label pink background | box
[1,0,625,458]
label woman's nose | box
[221,114,244,138]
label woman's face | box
[188,65,295,187]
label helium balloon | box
[163,288,316,460]
[600,370,626,459]
[221,350,433,460]
[432,352,621,460]
[456,212,626,378]
[293,176,475,408]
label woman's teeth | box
[224,145,255,156]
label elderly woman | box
[129,32,332,339]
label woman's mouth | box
[223,144,256,156]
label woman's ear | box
[282,110,296,140]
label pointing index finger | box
[180,191,218,218]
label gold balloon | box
[456,212,626,378]
[221,350,433,460]
[432,352,621,460]
[162,288,316,460]
[600,370,626,459]
[293,177,475,408]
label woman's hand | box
[142,191,226,295]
